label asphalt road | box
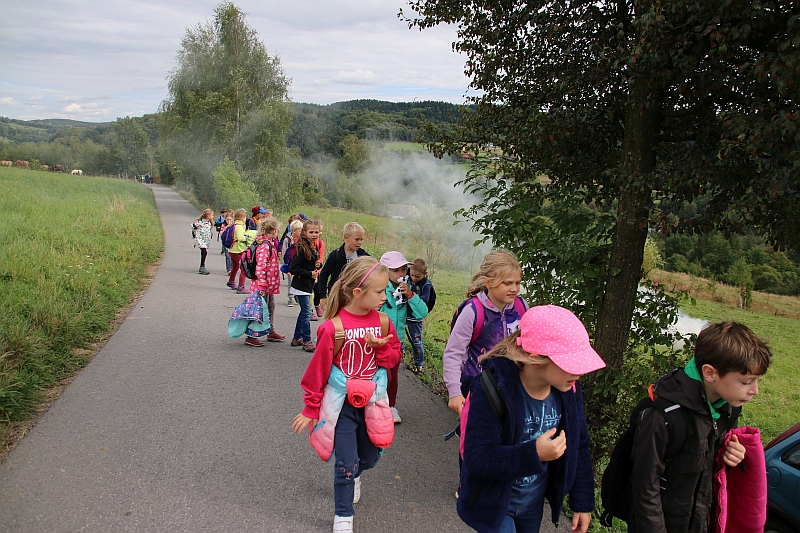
[0,185,562,533]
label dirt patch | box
[0,260,162,463]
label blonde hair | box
[479,330,550,368]
[343,222,365,238]
[323,257,388,321]
[465,250,522,297]
[198,208,213,222]
[289,219,304,233]
[234,208,247,222]
[258,217,279,236]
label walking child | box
[289,219,322,352]
[192,208,214,275]
[318,222,370,315]
[226,209,250,292]
[444,250,528,416]
[283,219,304,307]
[458,305,604,533]
[311,221,327,321]
[379,251,428,423]
[629,322,772,533]
[292,257,401,533]
[406,258,434,374]
[250,216,285,344]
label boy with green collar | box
[630,322,772,533]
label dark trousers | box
[200,248,208,268]
[333,403,381,517]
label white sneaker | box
[391,406,401,424]
[353,476,361,504]
[287,296,294,307]
[333,515,353,533]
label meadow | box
[0,167,163,452]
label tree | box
[159,1,299,207]
[405,0,799,369]
[113,117,149,176]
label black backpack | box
[240,240,272,280]
[425,282,437,312]
[599,391,741,527]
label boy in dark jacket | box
[317,222,369,313]
[406,258,434,373]
[630,321,772,533]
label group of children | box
[290,245,774,533]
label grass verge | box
[0,168,163,458]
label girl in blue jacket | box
[458,305,605,533]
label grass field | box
[0,167,163,450]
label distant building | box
[385,204,420,219]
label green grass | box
[681,298,800,443]
[0,167,163,431]
[381,141,427,152]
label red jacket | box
[713,426,767,533]
[300,308,401,420]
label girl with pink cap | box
[457,305,605,533]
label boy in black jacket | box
[406,258,434,374]
[317,222,370,314]
[630,322,772,533]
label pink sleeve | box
[300,321,335,419]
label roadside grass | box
[0,167,163,445]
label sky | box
[0,0,471,123]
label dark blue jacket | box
[458,357,595,533]
[316,243,370,298]
[407,275,432,322]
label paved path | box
[0,185,561,533]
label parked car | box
[765,422,800,533]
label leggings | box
[228,252,245,286]
[200,248,208,268]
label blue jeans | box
[292,294,311,342]
[333,403,381,517]
[498,481,548,533]
[224,249,232,271]
[406,320,425,365]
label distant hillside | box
[0,116,108,144]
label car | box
[765,422,800,533]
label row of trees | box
[405,0,800,458]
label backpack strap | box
[331,312,389,355]
[512,296,526,318]
[652,395,688,458]
[479,367,507,426]
[469,297,485,345]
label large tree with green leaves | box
[159,1,302,210]
[405,1,799,454]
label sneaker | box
[408,362,424,375]
[455,487,460,499]
[310,311,319,321]
[302,340,316,352]
[236,286,248,294]
[290,338,303,347]
[199,267,210,275]
[287,296,294,307]
[333,515,353,533]
[391,406,402,424]
[315,305,323,317]
[226,281,237,289]
[244,337,264,347]
[266,331,286,342]
[353,476,361,504]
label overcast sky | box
[0,0,471,123]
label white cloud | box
[0,0,470,121]
[331,70,379,86]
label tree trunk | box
[593,79,662,370]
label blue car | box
[765,422,800,533]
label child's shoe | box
[244,337,264,347]
[290,338,303,347]
[315,305,324,317]
[266,331,286,342]
[353,476,361,504]
[226,281,237,289]
[199,267,209,275]
[302,340,316,352]
[408,362,424,375]
[310,311,319,321]
[391,406,402,424]
[287,296,294,307]
[236,286,248,294]
[333,516,353,533]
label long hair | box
[258,217,279,236]
[322,257,388,321]
[479,330,550,368]
[466,249,522,297]
[296,220,320,260]
[233,208,247,222]
[197,208,213,222]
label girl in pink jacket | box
[292,257,401,533]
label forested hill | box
[287,99,463,158]
[0,116,111,144]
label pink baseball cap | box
[380,251,411,269]
[516,305,606,375]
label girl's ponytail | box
[466,249,521,297]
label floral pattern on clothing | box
[228,291,271,338]
[193,219,213,249]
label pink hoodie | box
[714,426,767,533]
